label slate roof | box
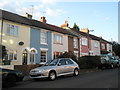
[0,9,112,44]
[0,9,77,36]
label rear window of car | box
[66,59,74,64]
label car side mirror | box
[57,63,61,66]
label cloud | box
[40,0,56,5]
[45,7,65,17]
[0,0,66,20]
[105,17,109,20]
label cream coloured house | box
[1,20,30,65]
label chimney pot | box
[40,16,46,23]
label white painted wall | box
[52,32,68,59]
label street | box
[8,68,119,88]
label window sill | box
[40,43,48,45]
[53,43,63,45]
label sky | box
[0,0,118,42]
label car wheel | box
[6,75,16,87]
[49,71,56,81]
[74,68,79,76]
[111,64,114,69]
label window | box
[41,31,47,44]
[94,41,99,47]
[74,52,78,58]
[74,38,78,48]
[5,50,17,60]
[6,24,18,36]
[41,51,47,63]
[101,43,105,49]
[30,50,35,64]
[59,59,66,65]
[54,34,63,44]
[66,59,74,64]
[82,38,88,46]
[54,52,62,59]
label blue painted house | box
[30,27,52,64]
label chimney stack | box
[25,13,32,19]
[61,20,69,28]
[81,28,89,33]
[40,16,46,23]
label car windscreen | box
[48,59,59,66]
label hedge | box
[78,56,101,69]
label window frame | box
[53,34,63,44]
[82,38,88,46]
[74,38,78,49]
[40,30,47,45]
[6,24,18,36]
[40,50,47,63]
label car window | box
[59,59,66,65]
[66,59,74,64]
[49,59,59,66]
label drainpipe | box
[0,18,3,64]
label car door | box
[66,59,75,73]
[56,59,68,75]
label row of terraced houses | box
[0,9,112,66]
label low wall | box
[0,65,14,70]
[14,64,42,75]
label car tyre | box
[74,68,79,76]
[111,64,114,69]
[6,75,16,87]
[49,71,56,81]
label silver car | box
[30,58,80,80]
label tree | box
[73,23,80,31]
[112,41,120,57]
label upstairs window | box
[54,34,63,44]
[6,24,18,36]
[94,41,99,47]
[101,43,105,49]
[41,31,47,44]
[82,38,88,46]
[74,38,78,48]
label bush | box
[78,56,101,69]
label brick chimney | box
[81,28,89,33]
[40,16,46,23]
[61,21,69,28]
[25,13,32,19]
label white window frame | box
[6,24,18,36]
[40,30,47,45]
[82,38,88,46]
[54,34,63,44]
[30,50,36,64]
[40,48,48,64]
[94,41,99,48]
[6,50,17,61]
[74,38,78,48]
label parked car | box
[1,68,24,87]
[99,54,119,69]
[30,58,80,80]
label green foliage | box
[78,56,101,69]
[73,23,80,31]
[112,41,120,57]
